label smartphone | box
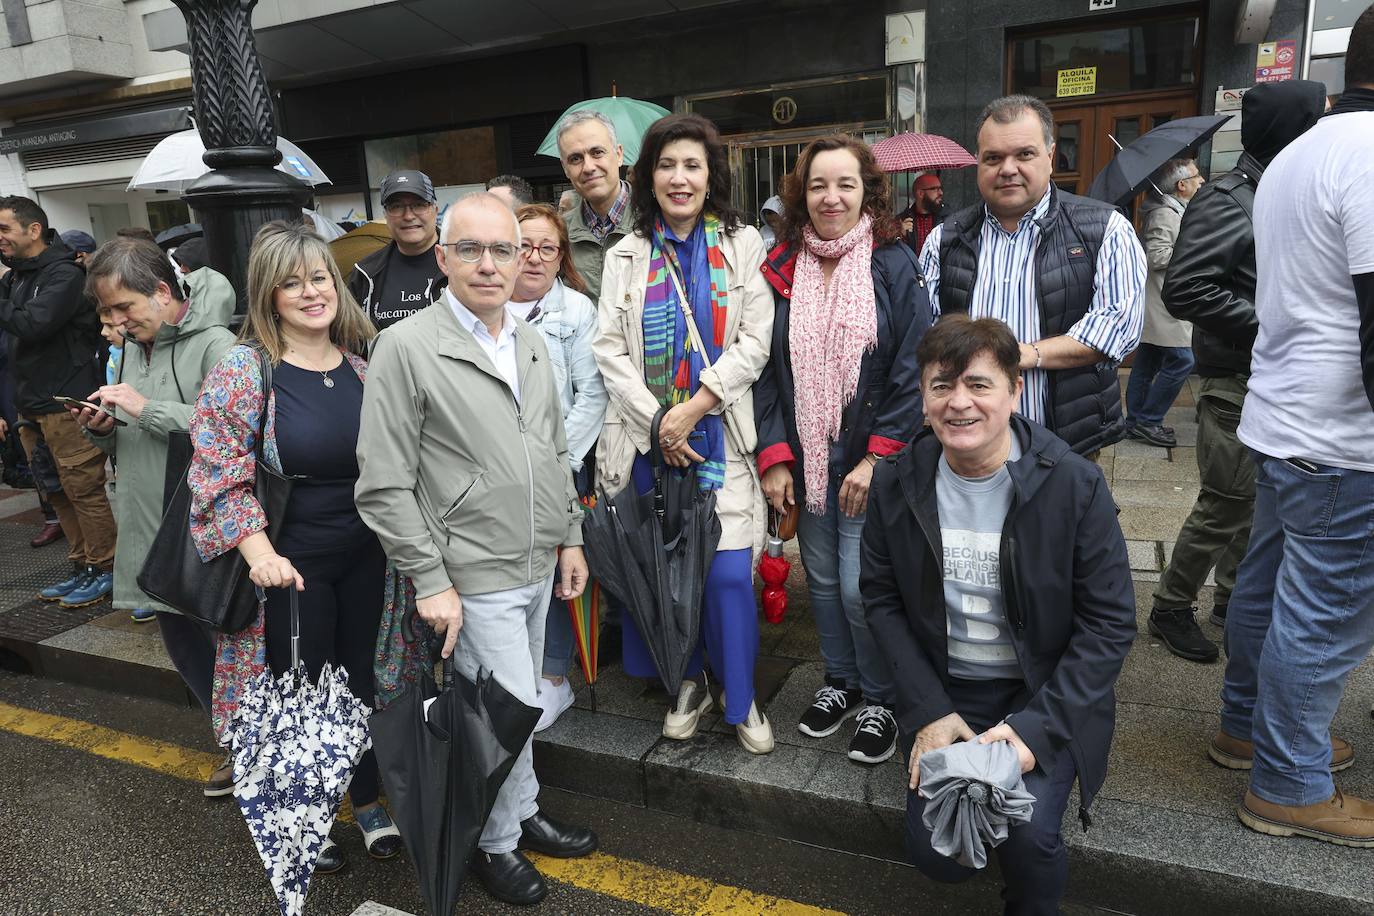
[52,395,128,427]
[1285,457,1322,474]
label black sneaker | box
[797,678,862,738]
[1209,603,1228,627]
[1148,607,1219,662]
[1126,424,1177,448]
[848,705,898,764]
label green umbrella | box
[537,95,671,166]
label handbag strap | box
[249,343,274,464]
[664,261,715,372]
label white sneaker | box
[534,677,575,732]
[736,700,775,755]
[663,674,712,739]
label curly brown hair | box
[630,113,743,240]
[779,135,901,248]
[514,203,588,294]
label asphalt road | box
[0,670,1114,915]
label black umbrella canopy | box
[370,651,539,916]
[582,409,721,697]
[1087,115,1231,207]
[154,222,202,249]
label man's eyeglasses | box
[276,272,334,298]
[384,200,434,216]
[441,241,519,265]
[520,242,562,262]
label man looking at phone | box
[0,196,115,607]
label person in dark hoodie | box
[861,315,1134,914]
[346,170,446,330]
[0,196,116,607]
[1146,80,1328,667]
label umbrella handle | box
[289,587,301,671]
[648,406,668,519]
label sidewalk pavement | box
[1,375,1371,914]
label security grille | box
[22,134,166,171]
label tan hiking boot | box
[1239,788,1374,847]
[1208,731,1354,772]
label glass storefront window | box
[1314,0,1366,29]
[146,199,191,236]
[687,75,889,136]
[1010,17,1199,100]
[364,126,498,191]
[1309,56,1346,99]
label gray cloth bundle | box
[919,739,1037,868]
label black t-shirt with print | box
[372,246,439,329]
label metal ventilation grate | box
[295,138,362,190]
[22,134,167,170]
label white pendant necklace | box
[289,347,336,388]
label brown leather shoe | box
[1209,731,1354,772]
[30,521,64,548]
[1239,788,1374,847]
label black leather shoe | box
[1148,607,1219,663]
[315,838,346,875]
[473,850,547,906]
[518,811,598,858]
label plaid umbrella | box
[871,133,977,173]
[225,589,371,916]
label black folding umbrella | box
[582,409,722,697]
[154,222,202,249]
[370,632,540,916]
[1087,115,1230,207]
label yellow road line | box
[0,698,841,915]
[527,851,844,916]
[0,699,221,782]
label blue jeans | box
[797,482,894,704]
[1220,452,1374,806]
[904,677,1075,916]
[1125,344,1194,427]
[542,593,576,678]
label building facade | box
[0,0,1346,242]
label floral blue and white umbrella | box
[225,589,371,916]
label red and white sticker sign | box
[1255,40,1297,84]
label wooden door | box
[1049,93,1199,199]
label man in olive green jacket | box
[356,193,596,907]
[556,109,635,302]
[74,238,236,793]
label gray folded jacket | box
[919,739,1037,869]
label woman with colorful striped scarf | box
[593,113,776,754]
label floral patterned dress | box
[188,343,418,741]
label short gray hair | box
[85,237,183,307]
[440,192,523,246]
[1153,158,1196,197]
[554,109,619,154]
[975,95,1055,151]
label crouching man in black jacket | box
[861,315,1135,915]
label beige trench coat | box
[592,224,774,556]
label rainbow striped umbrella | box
[569,495,601,707]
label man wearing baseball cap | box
[347,169,446,330]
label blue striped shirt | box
[919,188,1146,424]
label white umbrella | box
[127,129,331,192]
[301,208,345,242]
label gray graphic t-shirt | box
[936,438,1023,680]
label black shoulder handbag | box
[137,345,295,633]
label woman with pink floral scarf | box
[755,135,931,766]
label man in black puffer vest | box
[920,96,1146,456]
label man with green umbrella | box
[557,110,634,302]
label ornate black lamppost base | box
[184,167,310,318]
